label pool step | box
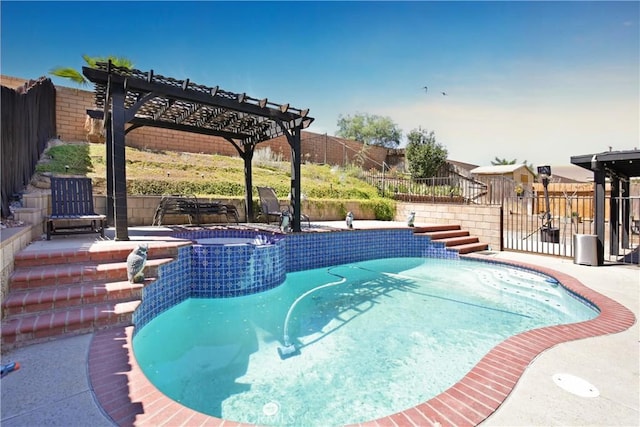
[2,279,148,317]
[13,241,184,268]
[1,300,141,350]
[1,242,184,350]
[413,224,489,254]
[8,258,172,291]
[449,242,489,254]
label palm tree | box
[50,54,133,85]
[491,157,517,166]
[50,55,133,143]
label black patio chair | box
[256,186,309,227]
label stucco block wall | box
[0,75,32,89]
[55,87,95,141]
[92,196,377,226]
[396,202,502,251]
[0,227,33,313]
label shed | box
[470,164,535,185]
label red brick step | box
[1,300,141,348]
[13,242,185,268]
[449,242,490,254]
[422,229,470,240]
[8,258,173,291]
[437,235,480,247]
[412,224,488,255]
[2,279,149,317]
[413,224,461,233]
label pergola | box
[571,149,640,265]
[83,62,314,240]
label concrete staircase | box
[1,242,185,350]
[413,224,489,254]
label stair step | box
[14,242,185,268]
[8,258,173,291]
[413,224,461,233]
[448,242,490,254]
[1,300,140,349]
[437,236,480,247]
[2,279,150,317]
[422,230,470,240]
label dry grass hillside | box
[34,141,389,204]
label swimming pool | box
[132,256,598,426]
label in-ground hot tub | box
[190,233,286,298]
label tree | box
[336,113,402,148]
[491,157,535,175]
[490,157,517,165]
[405,128,448,179]
[50,54,133,86]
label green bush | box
[127,180,245,196]
[35,144,93,175]
[360,199,396,220]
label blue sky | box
[2,1,638,167]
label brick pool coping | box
[88,257,636,427]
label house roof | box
[447,159,479,172]
[470,164,531,175]
[547,164,594,183]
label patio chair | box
[257,186,310,227]
[46,176,106,240]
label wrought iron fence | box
[359,171,520,205]
[358,170,638,265]
[503,193,639,265]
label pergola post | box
[621,179,630,249]
[104,114,114,226]
[609,176,619,256]
[111,82,129,241]
[226,138,256,223]
[284,126,303,232]
[242,147,255,222]
[592,162,606,266]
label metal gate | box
[503,193,639,265]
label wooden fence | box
[1,78,56,218]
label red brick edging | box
[88,259,636,427]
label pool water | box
[132,257,598,426]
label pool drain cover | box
[552,373,599,397]
[263,401,279,416]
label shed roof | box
[470,164,531,175]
